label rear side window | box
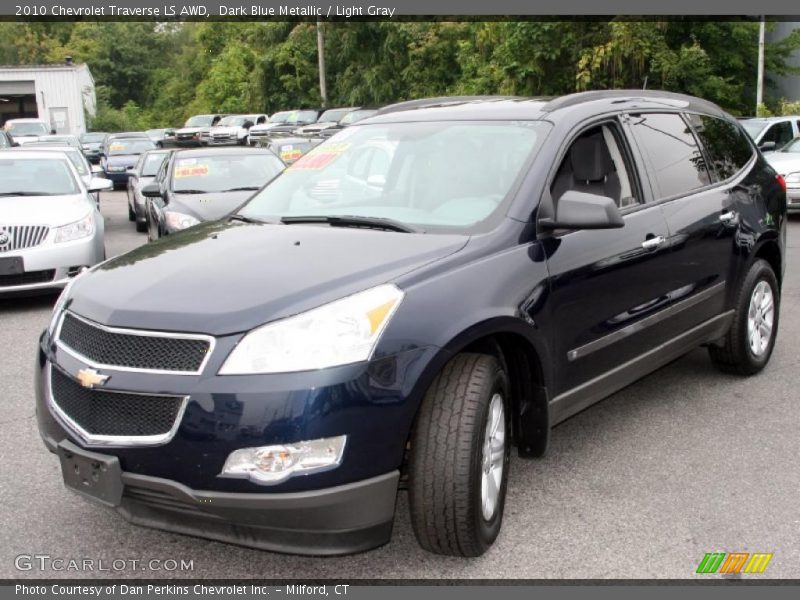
[628,113,711,200]
[685,114,754,181]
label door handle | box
[719,211,737,224]
[641,235,666,250]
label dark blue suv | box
[36,92,786,557]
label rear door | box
[625,112,738,332]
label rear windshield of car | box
[740,120,768,139]
[171,153,284,193]
[81,133,106,143]
[339,110,376,125]
[269,112,292,123]
[5,122,49,136]
[107,139,156,156]
[142,153,169,176]
[240,120,551,234]
[184,115,214,127]
[0,158,79,196]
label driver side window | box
[550,122,638,211]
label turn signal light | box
[776,174,786,192]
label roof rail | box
[375,96,522,116]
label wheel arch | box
[753,237,783,286]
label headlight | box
[219,284,404,374]
[165,211,200,231]
[785,172,800,184]
[219,435,347,485]
[55,213,94,243]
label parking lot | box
[1,190,798,579]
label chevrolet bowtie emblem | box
[77,368,110,389]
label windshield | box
[741,120,768,139]
[240,121,549,233]
[269,111,292,123]
[142,152,169,176]
[60,150,88,176]
[780,138,800,153]
[318,109,352,123]
[185,115,214,127]
[218,115,257,127]
[6,122,49,136]
[0,158,79,196]
[171,152,284,193]
[107,139,156,156]
[81,133,106,143]
[339,110,376,125]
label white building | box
[0,58,96,135]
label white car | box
[740,116,800,152]
[11,144,102,192]
[204,114,268,146]
[0,151,112,295]
[765,137,800,212]
[3,118,52,145]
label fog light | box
[219,435,347,485]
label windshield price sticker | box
[289,143,350,171]
[175,164,209,178]
[108,144,125,152]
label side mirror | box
[759,141,776,152]
[91,164,103,174]
[540,191,624,230]
[50,129,56,135]
[127,165,136,170]
[243,121,254,129]
[88,177,113,193]
[141,182,163,198]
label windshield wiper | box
[173,189,208,194]
[221,186,261,192]
[229,214,274,224]
[280,215,418,233]
[0,191,60,196]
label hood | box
[14,136,41,145]
[105,154,140,167]
[297,122,336,133]
[251,123,298,134]
[176,127,204,135]
[68,221,468,335]
[169,190,253,222]
[209,126,243,135]
[765,153,800,176]
[0,194,93,227]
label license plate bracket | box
[57,440,123,507]
[0,256,24,276]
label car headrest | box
[570,135,612,182]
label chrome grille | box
[0,225,49,252]
[57,312,214,374]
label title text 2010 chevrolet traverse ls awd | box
[36,92,786,556]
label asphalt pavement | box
[1,191,798,579]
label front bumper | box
[787,186,800,212]
[42,436,398,555]
[104,170,130,184]
[0,236,102,295]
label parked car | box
[127,149,173,232]
[318,108,379,139]
[3,118,52,145]
[13,144,104,201]
[294,107,357,137]
[740,116,800,152]
[764,136,800,212]
[247,109,320,145]
[143,147,284,240]
[145,128,173,147]
[100,138,157,189]
[79,132,108,163]
[258,136,321,164]
[171,114,228,147]
[0,151,110,295]
[35,91,785,557]
[29,134,82,148]
[203,114,268,146]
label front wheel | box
[408,353,511,556]
[709,259,780,375]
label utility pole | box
[756,16,765,115]
[317,20,327,108]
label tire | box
[709,259,780,375]
[135,219,147,233]
[408,353,511,556]
[128,203,136,222]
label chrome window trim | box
[46,363,189,448]
[55,310,216,376]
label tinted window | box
[142,153,169,176]
[106,139,156,156]
[761,121,794,147]
[685,114,754,181]
[629,113,710,200]
[171,153,284,193]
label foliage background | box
[1,20,798,130]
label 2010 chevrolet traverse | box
[36,92,786,557]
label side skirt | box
[549,311,734,426]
